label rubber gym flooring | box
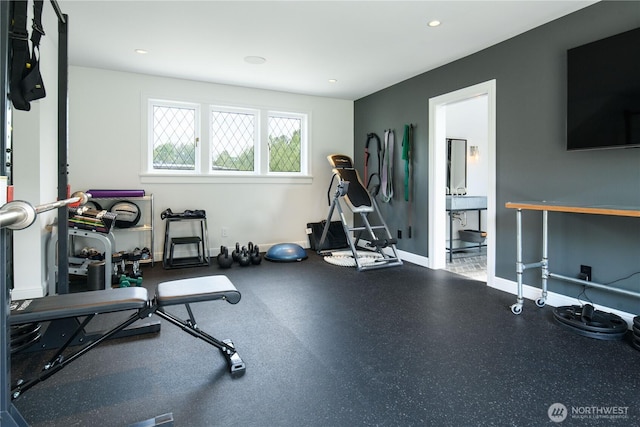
[11,251,640,426]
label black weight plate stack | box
[553,305,628,341]
[10,322,42,354]
[632,316,640,351]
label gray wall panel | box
[354,1,640,312]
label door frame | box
[428,80,496,286]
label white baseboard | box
[11,281,47,300]
[397,249,429,267]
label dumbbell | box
[111,252,124,284]
[160,208,173,220]
[119,274,143,288]
[124,250,143,278]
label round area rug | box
[323,250,383,267]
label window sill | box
[139,172,313,185]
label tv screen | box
[567,27,640,151]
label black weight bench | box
[10,275,245,399]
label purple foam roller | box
[86,189,145,198]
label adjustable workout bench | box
[10,275,245,399]
[318,154,403,271]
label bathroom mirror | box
[446,138,467,194]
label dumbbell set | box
[217,242,262,268]
[78,246,104,260]
[111,247,150,287]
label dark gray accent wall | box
[354,1,640,313]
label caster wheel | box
[511,304,523,315]
[535,298,546,307]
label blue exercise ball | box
[265,243,308,262]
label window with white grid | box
[268,114,304,173]
[149,100,200,172]
[210,108,257,172]
[145,98,309,179]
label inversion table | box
[10,275,245,399]
[318,154,403,271]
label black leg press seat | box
[9,275,245,399]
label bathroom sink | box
[446,196,487,210]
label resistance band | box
[365,133,381,196]
[380,129,394,203]
[402,124,414,237]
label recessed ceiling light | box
[328,79,337,83]
[244,56,267,65]
[134,49,148,54]
[428,20,441,27]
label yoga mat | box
[87,189,145,198]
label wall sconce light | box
[469,146,479,158]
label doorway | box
[428,80,496,286]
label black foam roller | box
[87,261,106,291]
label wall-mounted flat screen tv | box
[567,27,640,151]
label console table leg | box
[511,208,524,314]
[536,210,549,307]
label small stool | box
[162,213,210,269]
[169,236,203,267]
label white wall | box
[67,67,353,262]
[445,94,489,196]
[11,4,59,300]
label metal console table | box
[446,196,487,262]
[446,207,486,262]
[505,201,640,315]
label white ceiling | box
[58,0,597,100]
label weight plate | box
[10,322,41,338]
[554,316,627,340]
[553,305,628,335]
[633,325,640,339]
[11,328,40,347]
[634,316,640,329]
[11,333,41,354]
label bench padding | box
[334,167,374,212]
[10,287,148,325]
[156,275,241,306]
[9,275,245,399]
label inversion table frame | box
[318,154,403,271]
[10,275,245,399]
[505,201,640,315]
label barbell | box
[0,191,90,230]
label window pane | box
[268,116,301,172]
[210,111,255,171]
[152,105,196,170]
